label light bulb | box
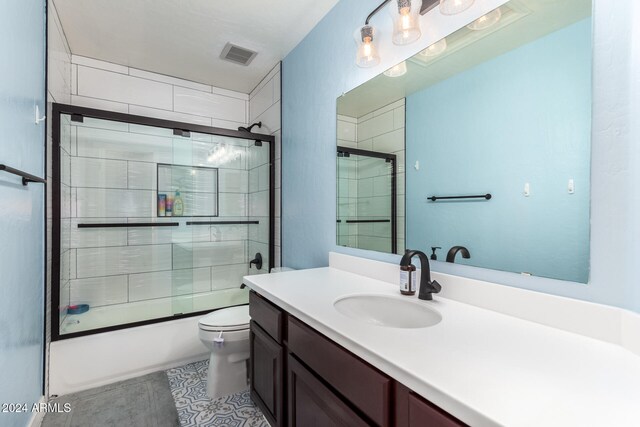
[392,0,421,45]
[420,38,447,57]
[384,61,407,78]
[439,0,475,15]
[355,25,380,68]
[467,7,502,31]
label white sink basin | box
[334,294,442,329]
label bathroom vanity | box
[249,290,463,426]
[245,253,640,427]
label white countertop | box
[244,267,640,427]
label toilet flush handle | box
[214,331,224,346]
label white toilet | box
[198,304,251,400]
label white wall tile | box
[128,161,156,190]
[70,275,128,307]
[71,157,128,189]
[72,55,129,74]
[76,245,172,278]
[211,264,248,290]
[337,119,357,142]
[249,78,274,123]
[249,191,268,217]
[77,66,173,109]
[76,188,155,218]
[219,169,248,193]
[211,118,247,130]
[173,241,246,269]
[71,95,129,113]
[70,219,128,248]
[212,86,249,101]
[129,68,211,92]
[358,110,394,141]
[174,86,246,123]
[128,105,212,127]
[210,223,249,242]
[218,193,247,217]
[372,129,404,153]
[255,101,281,134]
[77,126,173,163]
[129,268,211,301]
[273,72,281,103]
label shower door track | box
[51,103,276,341]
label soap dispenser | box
[430,247,441,261]
[400,250,417,296]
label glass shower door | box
[54,106,273,338]
[336,147,397,254]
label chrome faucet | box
[399,250,442,300]
[446,246,470,263]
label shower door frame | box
[336,146,398,254]
[51,103,275,340]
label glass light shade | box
[420,38,447,57]
[439,0,475,15]
[355,25,381,68]
[467,7,502,30]
[384,61,408,77]
[391,0,421,45]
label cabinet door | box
[395,383,467,427]
[288,355,369,427]
[250,321,284,427]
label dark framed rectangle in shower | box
[51,103,275,340]
[336,146,397,254]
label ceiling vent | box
[220,43,258,66]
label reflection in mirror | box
[336,0,592,283]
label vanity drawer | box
[287,316,392,426]
[250,290,283,343]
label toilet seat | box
[199,305,250,332]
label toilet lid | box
[199,305,250,331]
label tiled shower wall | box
[47,10,282,343]
[57,119,270,320]
[248,64,282,268]
[337,99,405,253]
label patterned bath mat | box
[166,360,269,427]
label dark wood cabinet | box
[395,383,467,427]
[250,321,284,427]
[249,290,466,427]
[287,354,369,427]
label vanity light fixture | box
[391,0,421,45]
[355,25,381,68]
[384,61,408,77]
[356,0,469,67]
[467,7,502,30]
[420,37,447,57]
[439,0,475,15]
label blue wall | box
[282,0,640,312]
[406,20,591,283]
[0,0,46,425]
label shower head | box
[238,122,262,133]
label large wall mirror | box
[336,0,592,283]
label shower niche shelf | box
[157,163,219,218]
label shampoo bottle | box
[173,190,184,216]
[400,263,417,295]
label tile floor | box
[166,360,269,427]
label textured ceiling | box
[53,0,338,93]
